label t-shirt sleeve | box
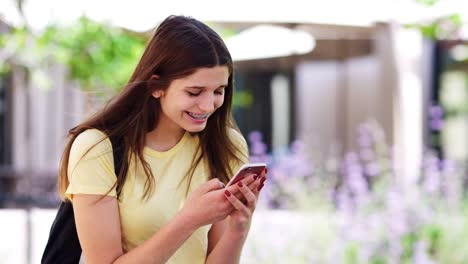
[65,129,117,200]
[228,128,250,178]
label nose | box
[198,94,215,112]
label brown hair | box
[58,15,247,200]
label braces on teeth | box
[189,112,208,119]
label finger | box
[198,178,225,194]
[253,177,266,198]
[237,181,257,208]
[226,173,256,195]
[251,168,267,197]
[232,174,259,200]
[224,190,251,215]
[232,173,256,188]
[247,173,261,186]
[246,174,261,192]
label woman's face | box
[154,66,229,133]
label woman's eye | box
[215,90,224,95]
[187,92,200,97]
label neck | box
[145,116,185,152]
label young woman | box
[58,15,266,263]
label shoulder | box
[227,127,249,156]
[227,128,247,146]
[74,129,108,144]
[71,129,112,159]
[226,128,249,171]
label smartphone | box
[227,163,267,186]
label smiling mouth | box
[187,112,209,120]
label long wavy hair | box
[57,15,247,200]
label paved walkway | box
[0,209,317,264]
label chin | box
[184,124,207,133]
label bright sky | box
[0,0,467,32]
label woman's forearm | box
[113,211,197,264]
[205,229,248,264]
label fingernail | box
[219,181,225,188]
[224,190,231,197]
[237,181,243,187]
[260,177,266,184]
[253,174,259,180]
[257,183,264,191]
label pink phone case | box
[227,163,266,186]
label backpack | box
[41,135,124,264]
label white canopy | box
[1,0,467,32]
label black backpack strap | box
[109,135,125,197]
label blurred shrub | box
[246,120,468,263]
[0,16,146,92]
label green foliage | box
[1,17,251,107]
[449,13,463,26]
[37,17,146,91]
[409,0,463,39]
[208,23,238,39]
[415,0,440,6]
[423,223,442,258]
[344,243,359,264]
[232,90,253,108]
[406,13,463,39]
[1,16,146,92]
[431,209,468,263]
[0,64,8,76]
[401,232,418,262]
[370,256,387,264]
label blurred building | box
[431,40,468,162]
[232,22,431,187]
[0,18,435,207]
[1,18,88,206]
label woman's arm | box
[74,194,197,264]
[205,218,248,264]
[73,179,231,264]
[205,172,265,264]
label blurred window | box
[0,72,11,166]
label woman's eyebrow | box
[185,85,227,89]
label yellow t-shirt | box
[65,128,248,264]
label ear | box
[152,90,163,99]
[150,74,162,99]
[149,74,160,81]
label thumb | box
[197,178,225,194]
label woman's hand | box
[178,179,233,229]
[223,169,267,235]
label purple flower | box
[423,170,440,194]
[360,148,375,161]
[358,135,373,148]
[248,131,263,143]
[430,119,444,131]
[429,105,443,119]
[357,123,371,137]
[364,162,380,177]
[440,159,456,174]
[251,141,267,156]
[429,105,444,131]
[345,152,359,163]
[242,121,459,261]
[290,140,306,153]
